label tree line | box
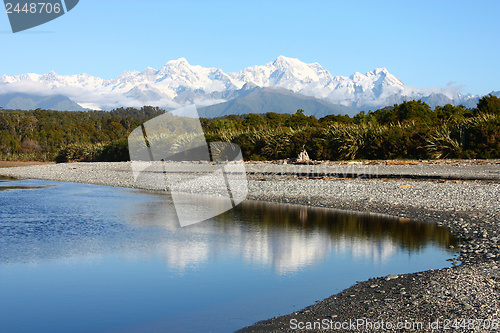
[0,94,499,162]
[0,106,163,161]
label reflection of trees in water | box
[215,201,458,252]
[0,185,49,191]
[120,196,458,273]
[1,194,458,275]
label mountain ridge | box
[0,92,87,111]
[0,56,491,112]
[198,86,357,118]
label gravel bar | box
[1,161,500,332]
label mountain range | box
[0,56,493,115]
[197,85,356,118]
[0,92,88,111]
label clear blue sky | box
[1,0,498,95]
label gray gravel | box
[245,160,500,181]
[1,161,500,332]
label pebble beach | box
[1,160,500,332]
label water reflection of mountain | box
[0,181,456,273]
[125,198,457,274]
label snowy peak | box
[141,67,157,75]
[271,55,309,70]
[165,57,189,66]
[353,68,404,90]
[158,58,192,75]
[369,68,405,87]
[0,56,477,111]
[269,55,333,85]
[153,58,235,93]
[231,56,334,91]
[349,68,401,85]
[157,58,195,77]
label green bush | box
[2,101,499,163]
[56,140,130,163]
[55,143,104,163]
[98,139,130,162]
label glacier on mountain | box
[0,56,480,111]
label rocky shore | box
[1,161,499,332]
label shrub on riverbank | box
[204,113,500,160]
[1,96,499,162]
[54,140,130,163]
[55,143,104,163]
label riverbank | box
[0,161,55,168]
[1,161,499,332]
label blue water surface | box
[0,179,457,332]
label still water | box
[0,178,457,332]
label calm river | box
[0,178,457,332]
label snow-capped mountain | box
[230,55,334,92]
[0,56,482,111]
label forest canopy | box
[0,95,499,162]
